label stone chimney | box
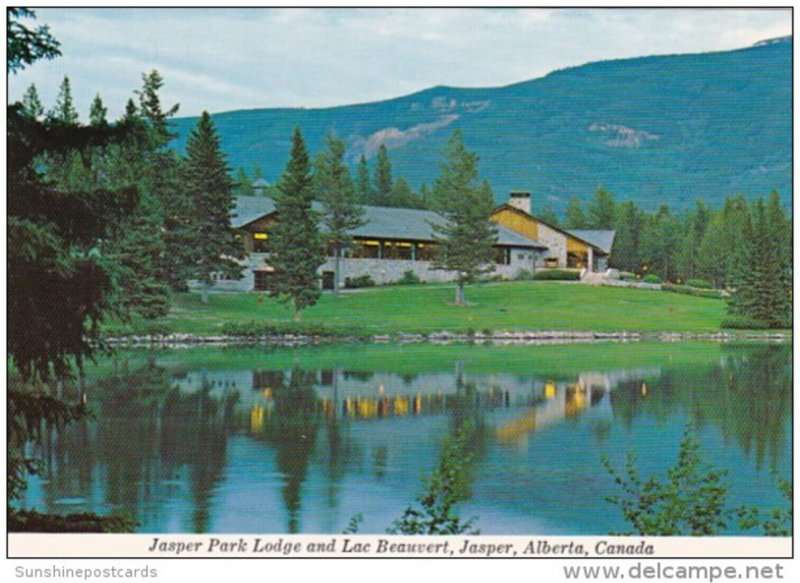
[509,191,531,215]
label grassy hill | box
[108,281,736,336]
[171,37,791,212]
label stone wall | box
[535,223,568,267]
[198,246,539,292]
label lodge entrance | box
[322,271,335,290]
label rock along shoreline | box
[101,329,791,348]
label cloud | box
[7,8,791,119]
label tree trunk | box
[455,281,465,305]
[333,247,341,296]
[200,284,210,304]
[293,302,301,323]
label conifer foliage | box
[266,127,325,320]
[431,130,498,305]
[182,111,243,292]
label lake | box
[21,341,791,535]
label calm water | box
[22,342,791,535]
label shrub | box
[720,315,772,330]
[662,283,725,300]
[619,272,638,281]
[514,269,534,281]
[533,269,581,281]
[221,320,368,338]
[642,274,663,284]
[685,278,713,289]
[397,270,422,285]
[344,274,376,289]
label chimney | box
[509,191,531,215]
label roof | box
[566,230,616,255]
[492,203,614,254]
[251,178,269,188]
[232,196,547,249]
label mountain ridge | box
[171,38,791,212]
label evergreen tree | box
[107,192,170,318]
[609,201,643,273]
[89,93,107,126]
[538,202,560,226]
[137,69,179,148]
[640,205,681,280]
[234,167,253,196]
[49,75,78,124]
[266,127,325,320]
[729,195,791,328]
[675,199,710,281]
[587,186,616,229]
[565,197,587,229]
[390,176,421,208]
[182,111,243,300]
[373,144,393,206]
[419,183,433,209]
[697,211,729,287]
[315,132,366,295]
[722,196,752,289]
[20,83,43,119]
[356,154,373,204]
[431,130,498,305]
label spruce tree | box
[356,154,373,204]
[587,186,616,229]
[315,132,365,295]
[266,127,325,320]
[182,111,243,300]
[390,176,420,208]
[697,211,728,287]
[640,205,681,281]
[89,93,107,126]
[49,75,78,124]
[565,197,587,229]
[431,130,498,305]
[21,83,43,119]
[373,144,393,206]
[609,201,643,273]
[538,202,560,226]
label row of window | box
[249,232,535,265]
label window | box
[253,270,272,291]
[252,232,269,253]
[350,239,381,259]
[495,248,511,265]
[416,242,437,261]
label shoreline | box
[101,329,791,348]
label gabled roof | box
[492,204,614,254]
[566,230,616,255]
[232,196,547,249]
[251,178,270,188]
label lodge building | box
[206,191,615,292]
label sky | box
[7,7,792,119]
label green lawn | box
[82,341,735,380]
[106,281,737,335]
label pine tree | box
[234,167,253,196]
[373,144,393,206]
[538,202,560,226]
[266,127,325,320]
[137,69,179,148]
[182,111,243,300]
[356,155,373,204]
[565,197,587,229]
[49,75,78,124]
[640,205,681,280]
[609,201,643,273]
[390,176,421,208]
[697,211,728,287]
[675,199,710,281]
[20,83,43,119]
[315,132,365,295]
[431,130,498,305]
[730,195,791,328]
[587,186,616,229]
[89,93,107,126]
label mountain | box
[171,37,791,212]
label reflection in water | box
[21,344,792,534]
